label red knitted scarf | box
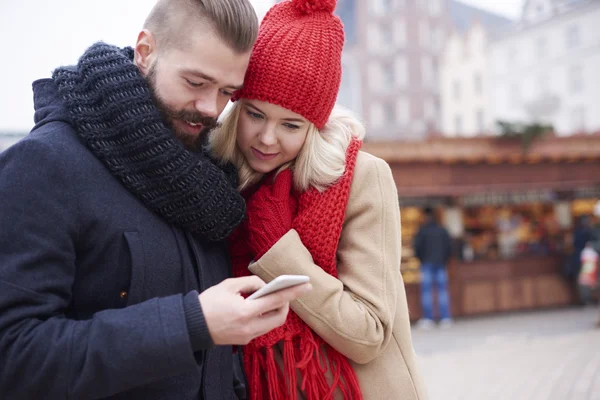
[230,140,363,400]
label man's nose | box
[194,91,219,119]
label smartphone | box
[246,275,310,300]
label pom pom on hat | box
[291,0,336,15]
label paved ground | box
[411,307,600,400]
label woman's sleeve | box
[250,154,401,364]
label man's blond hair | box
[144,0,258,53]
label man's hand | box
[198,276,312,345]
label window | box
[393,21,407,47]
[369,0,395,16]
[453,80,461,101]
[474,73,483,96]
[396,97,410,124]
[454,114,463,134]
[384,102,397,125]
[424,98,436,121]
[411,119,427,138]
[368,24,393,53]
[431,27,445,52]
[368,62,384,91]
[381,25,394,48]
[476,109,485,133]
[367,25,381,53]
[421,56,434,88]
[382,62,395,89]
[370,103,385,129]
[566,24,580,48]
[569,65,583,94]
[394,56,408,87]
[536,37,547,58]
[369,62,394,92]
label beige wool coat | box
[249,151,428,400]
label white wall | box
[489,2,600,135]
[0,0,273,133]
[440,24,490,136]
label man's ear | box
[134,29,157,75]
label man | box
[413,207,453,329]
[0,0,311,399]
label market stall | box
[364,134,600,320]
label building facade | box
[440,23,491,136]
[331,0,451,140]
[334,0,513,140]
[488,0,600,135]
[439,1,513,137]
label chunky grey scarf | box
[52,42,245,241]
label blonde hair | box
[209,101,366,192]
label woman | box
[210,0,427,399]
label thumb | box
[225,276,266,294]
[272,169,293,198]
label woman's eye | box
[283,123,300,130]
[247,111,264,120]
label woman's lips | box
[251,147,278,161]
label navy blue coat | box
[413,221,452,266]
[0,80,242,399]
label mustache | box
[164,109,218,129]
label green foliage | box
[496,120,553,153]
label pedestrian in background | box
[414,207,453,329]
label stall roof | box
[362,133,600,164]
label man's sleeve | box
[0,137,206,399]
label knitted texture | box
[231,0,344,129]
[52,42,245,241]
[246,169,298,259]
[230,139,363,400]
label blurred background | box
[1,1,600,398]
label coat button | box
[120,291,128,299]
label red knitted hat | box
[232,0,344,129]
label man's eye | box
[186,79,203,88]
[220,89,233,96]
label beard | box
[146,64,220,152]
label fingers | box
[246,282,312,316]
[225,276,266,294]
[255,304,290,335]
